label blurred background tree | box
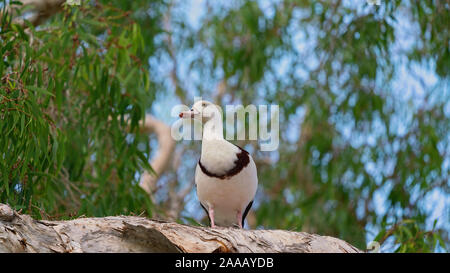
[1,0,448,252]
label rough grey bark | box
[0,203,361,253]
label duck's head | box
[179,100,221,124]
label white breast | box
[195,147,258,227]
[200,139,240,175]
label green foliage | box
[172,0,449,252]
[203,1,288,85]
[1,1,162,218]
[0,0,448,253]
[375,219,447,253]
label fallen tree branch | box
[0,204,361,253]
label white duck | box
[179,100,258,228]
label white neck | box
[202,117,224,141]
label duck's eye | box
[202,103,206,107]
[190,109,193,111]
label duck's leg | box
[236,210,243,229]
[208,206,216,228]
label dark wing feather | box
[241,200,254,227]
[199,144,250,180]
